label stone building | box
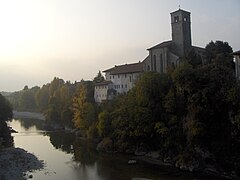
[94,62,143,103]
[233,50,240,81]
[94,8,206,103]
[143,9,206,72]
[94,81,113,103]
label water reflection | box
[48,132,75,154]
[10,118,217,180]
[14,117,44,131]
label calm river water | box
[9,118,217,180]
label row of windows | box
[96,94,107,98]
[109,74,132,82]
[95,85,107,89]
[114,84,128,89]
[174,16,188,23]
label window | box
[153,55,157,71]
[174,16,179,22]
[110,76,111,79]
[160,54,163,73]
[130,76,132,82]
[125,84,127,88]
[125,74,127,78]
[121,84,123,88]
[113,75,114,79]
[147,65,150,71]
[183,17,187,21]
[118,75,120,78]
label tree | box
[205,40,233,68]
[72,84,96,134]
[0,93,13,147]
[0,94,13,121]
[93,71,104,83]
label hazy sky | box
[0,0,240,92]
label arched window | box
[147,65,150,71]
[160,54,163,73]
[153,55,157,71]
[174,16,179,22]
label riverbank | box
[0,147,44,180]
[133,154,240,180]
[13,111,45,120]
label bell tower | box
[171,9,192,57]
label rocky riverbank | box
[0,147,44,180]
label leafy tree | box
[17,86,39,111]
[205,40,233,68]
[0,93,13,147]
[72,84,97,136]
[0,94,13,121]
[93,71,104,83]
[35,85,49,111]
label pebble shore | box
[0,147,44,180]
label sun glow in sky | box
[0,0,240,91]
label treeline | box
[7,71,105,127]
[7,78,96,127]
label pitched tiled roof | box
[103,62,144,75]
[94,80,112,86]
[233,50,240,55]
[147,40,172,50]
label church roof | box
[147,40,172,50]
[233,50,240,55]
[103,62,144,75]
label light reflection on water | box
[9,118,209,180]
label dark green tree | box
[93,71,104,83]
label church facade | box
[143,9,205,73]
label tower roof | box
[170,9,190,15]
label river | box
[9,118,218,180]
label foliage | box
[93,41,240,173]
[0,93,13,121]
[0,93,13,147]
[72,83,97,138]
[93,71,105,83]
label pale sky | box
[0,0,240,92]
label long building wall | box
[105,72,141,94]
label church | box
[143,8,205,73]
[94,8,206,103]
